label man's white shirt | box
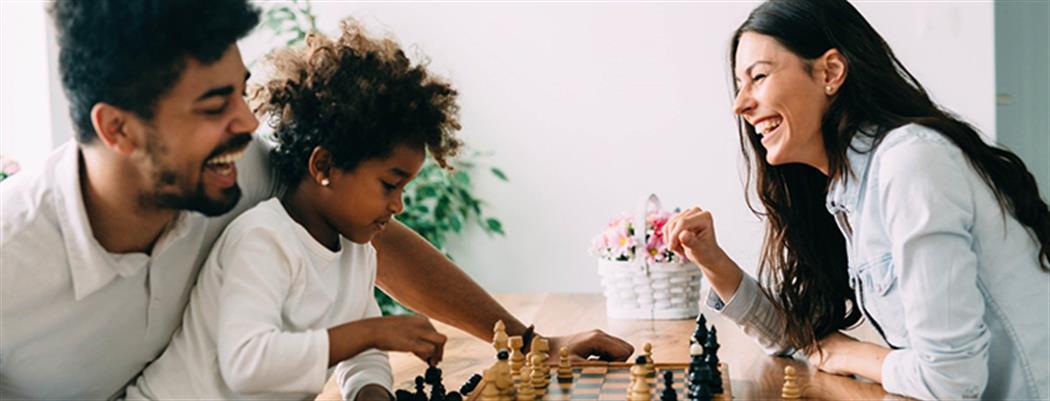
[0,139,272,400]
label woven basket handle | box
[634,194,663,256]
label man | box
[0,1,632,399]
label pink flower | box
[592,208,684,263]
[0,156,20,176]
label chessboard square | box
[548,385,571,392]
[573,382,603,389]
[598,393,628,401]
[602,382,630,390]
[605,377,630,384]
[570,393,600,400]
[544,394,571,401]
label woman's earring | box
[320,178,330,187]
[825,85,834,95]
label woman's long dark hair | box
[731,0,1050,352]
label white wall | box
[239,2,993,293]
[1,1,53,173]
[5,1,995,293]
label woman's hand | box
[808,332,889,382]
[664,207,727,269]
[664,206,744,301]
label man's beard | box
[146,174,242,217]
[138,132,246,217]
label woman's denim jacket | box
[708,124,1049,400]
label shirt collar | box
[826,131,878,215]
[51,141,192,300]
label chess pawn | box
[532,338,550,386]
[521,356,532,390]
[481,368,501,401]
[556,347,573,382]
[529,353,548,390]
[628,360,652,401]
[643,343,655,378]
[659,370,677,401]
[514,375,537,400]
[493,320,509,352]
[509,336,525,378]
[414,376,427,401]
[782,366,801,399]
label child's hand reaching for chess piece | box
[329,315,448,365]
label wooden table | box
[321,292,908,400]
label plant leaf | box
[490,167,508,181]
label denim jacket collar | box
[826,132,879,216]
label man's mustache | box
[204,134,253,161]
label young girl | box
[665,0,1049,400]
[126,20,462,401]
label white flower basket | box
[596,194,702,320]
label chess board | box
[465,362,732,401]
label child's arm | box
[333,300,393,401]
[214,229,330,394]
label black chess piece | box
[414,376,427,401]
[497,350,509,361]
[429,382,446,401]
[704,352,723,395]
[425,366,442,385]
[445,391,463,401]
[395,389,415,401]
[660,370,678,401]
[687,356,713,401]
[703,328,723,395]
[692,314,709,345]
[703,327,720,361]
[688,348,704,377]
[459,373,482,395]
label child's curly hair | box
[252,19,462,188]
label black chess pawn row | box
[395,368,470,401]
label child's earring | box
[320,178,330,187]
[825,85,835,95]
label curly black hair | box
[252,19,462,189]
[49,0,260,143]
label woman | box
[665,1,1050,399]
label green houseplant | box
[258,0,507,315]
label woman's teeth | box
[755,118,783,135]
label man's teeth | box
[206,148,246,166]
[755,118,783,135]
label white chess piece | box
[781,366,801,399]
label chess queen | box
[664,0,1050,400]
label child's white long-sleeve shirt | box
[126,198,392,401]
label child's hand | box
[367,316,447,364]
[354,384,393,401]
